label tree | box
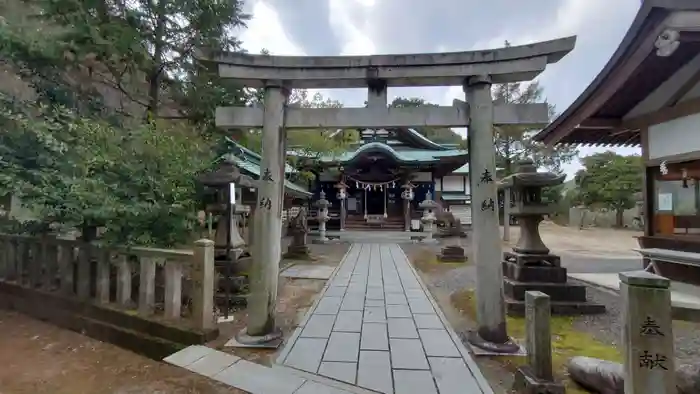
[8,0,250,119]
[491,42,577,176]
[0,93,214,246]
[573,151,643,227]
[389,97,463,145]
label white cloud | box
[239,1,306,56]
[239,0,643,177]
[328,0,376,56]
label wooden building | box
[533,0,700,284]
[294,128,472,231]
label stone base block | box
[502,261,567,283]
[504,251,561,267]
[504,278,588,302]
[228,327,283,349]
[505,296,606,316]
[437,246,467,263]
[283,245,311,260]
[437,254,467,263]
[513,366,565,394]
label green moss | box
[450,289,621,392]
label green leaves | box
[491,77,577,175]
[0,94,214,246]
[573,151,642,214]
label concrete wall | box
[648,112,700,159]
[568,206,640,228]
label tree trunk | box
[615,208,624,228]
[146,2,167,119]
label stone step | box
[501,261,568,283]
[503,278,588,303]
[505,296,607,316]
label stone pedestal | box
[621,271,677,394]
[502,252,605,316]
[513,291,565,394]
[437,246,467,263]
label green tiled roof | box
[219,138,311,198]
[317,142,467,164]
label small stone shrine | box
[500,159,605,316]
[284,205,311,259]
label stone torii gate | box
[203,36,577,352]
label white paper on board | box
[658,193,673,211]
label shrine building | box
[293,127,473,231]
[533,1,700,284]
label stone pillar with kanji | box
[621,271,676,394]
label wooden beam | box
[578,118,622,129]
[623,96,700,129]
[664,67,700,107]
[215,102,550,129]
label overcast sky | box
[237,0,642,177]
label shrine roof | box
[219,138,311,198]
[315,141,468,164]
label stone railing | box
[0,234,215,331]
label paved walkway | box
[278,243,493,394]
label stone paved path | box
[278,243,493,394]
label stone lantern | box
[499,159,604,316]
[401,181,415,232]
[335,180,348,231]
[196,156,257,316]
[197,157,256,256]
[315,190,330,243]
[503,159,564,256]
[419,191,438,243]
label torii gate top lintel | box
[202,36,577,89]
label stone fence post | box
[620,271,676,394]
[192,239,215,331]
[514,291,564,393]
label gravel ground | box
[402,238,700,369]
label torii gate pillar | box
[465,75,518,352]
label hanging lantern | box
[660,161,669,175]
[335,180,348,200]
[682,168,689,189]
